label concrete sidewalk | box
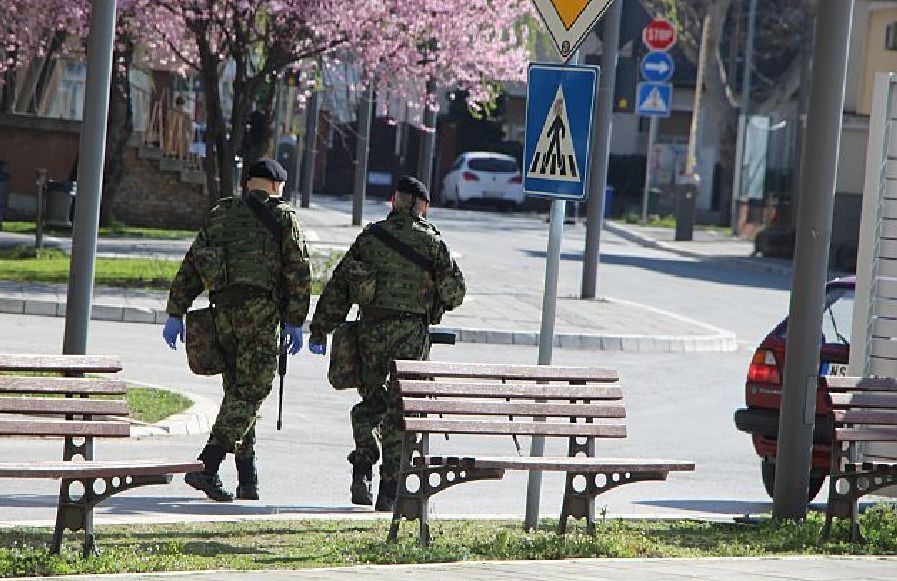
[0,202,742,352]
[24,557,897,580]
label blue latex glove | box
[283,325,303,355]
[308,339,327,356]
[162,316,184,350]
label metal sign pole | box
[773,0,854,520]
[581,0,621,299]
[352,85,373,226]
[63,0,117,356]
[641,117,658,222]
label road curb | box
[605,221,795,278]
[125,381,217,438]
[0,296,737,353]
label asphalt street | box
[0,203,800,526]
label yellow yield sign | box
[531,0,616,60]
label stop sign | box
[643,18,677,51]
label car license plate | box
[819,362,849,377]
[484,191,504,199]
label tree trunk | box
[242,77,277,168]
[195,30,227,204]
[1,47,18,112]
[100,39,134,226]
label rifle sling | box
[369,223,434,274]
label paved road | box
[0,201,802,525]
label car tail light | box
[462,171,479,181]
[508,174,522,184]
[748,349,781,384]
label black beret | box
[397,175,429,202]
[247,159,288,182]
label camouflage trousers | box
[347,315,430,481]
[207,297,279,459]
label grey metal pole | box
[417,78,438,204]
[581,0,621,299]
[730,0,757,234]
[773,0,853,520]
[524,198,566,531]
[35,169,47,249]
[300,89,320,208]
[62,0,117,357]
[352,86,373,226]
[641,117,658,223]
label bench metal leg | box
[51,474,172,555]
[559,470,666,535]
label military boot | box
[350,464,373,506]
[235,455,259,500]
[374,479,397,512]
[185,444,234,502]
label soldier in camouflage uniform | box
[308,176,466,511]
[163,159,311,502]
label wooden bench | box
[0,354,203,556]
[822,376,897,541]
[388,360,695,544]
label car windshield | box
[468,158,518,173]
[775,286,854,347]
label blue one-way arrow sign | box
[640,51,675,83]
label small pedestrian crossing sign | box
[527,87,580,182]
[524,63,599,201]
[636,81,672,117]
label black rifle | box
[276,326,287,430]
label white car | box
[441,152,524,208]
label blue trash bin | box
[604,185,615,218]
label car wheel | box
[761,458,826,502]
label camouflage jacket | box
[166,190,312,326]
[309,209,465,342]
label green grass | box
[0,246,342,293]
[0,246,178,289]
[2,508,897,576]
[0,221,196,239]
[124,387,192,423]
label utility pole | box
[581,0,621,299]
[63,0,117,356]
[299,89,320,208]
[417,78,438,203]
[352,86,373,226]
[730,0,757,233]
[774,0,854,520]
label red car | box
[734,276,855,501]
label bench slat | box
[835,427,897,442]
[0,419,130,437]
[0,459,203,478]
[825,377,897,392]
[0,354,121,373]
[829,392,897,409]
[402,398,626,418]
[397,380,622,400]
[393,360,618,382]
[0,376,127,395]
[0,398,128,416]
[832,409,897,426]
[418,455,695,473]
[403,418,626,437]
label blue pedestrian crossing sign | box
[636,81,672,117]
[523,63,599,201]
[640,51,675,83]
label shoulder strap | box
[242,193,283,241]
[369,223,434,274]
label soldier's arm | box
[281,214,312,326]
[309,245,357,342]
[433,239,466,311]
[165,230,207,317]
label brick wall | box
[114,147,208,229]
[0,114,80,194]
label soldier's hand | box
[308,338,327,356]
[283,325,303,355]
[162,316,185,350]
